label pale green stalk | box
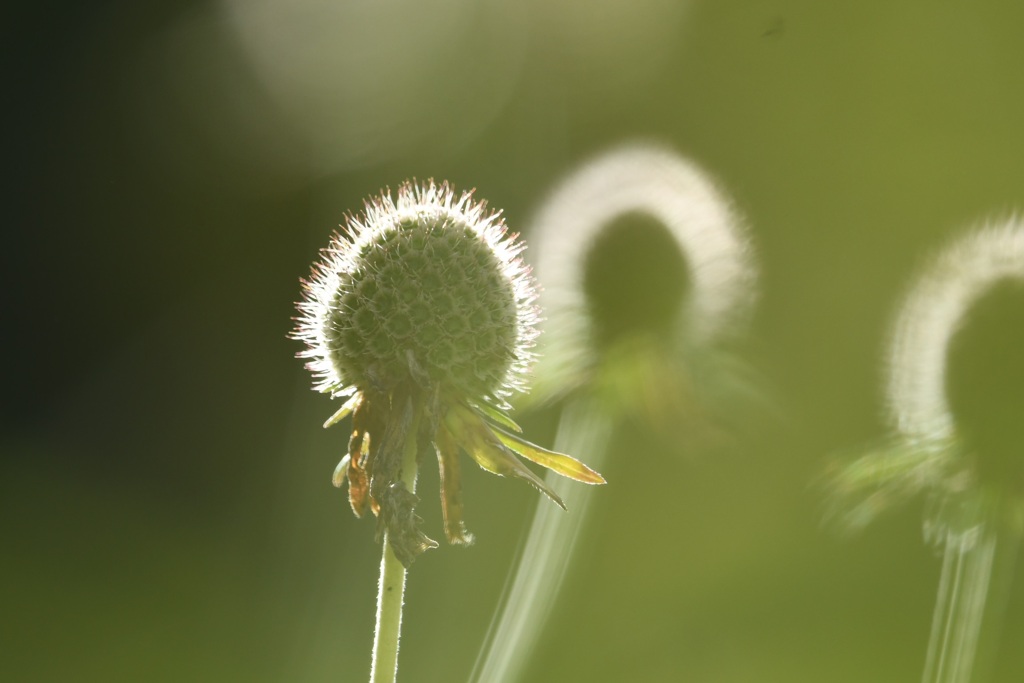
[470,397,612,683]
[370,404,423,683]
[922,521,1019,683]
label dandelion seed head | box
[293,180,538,408]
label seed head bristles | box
[527,143,757,401]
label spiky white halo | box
[887,218,1024,442]
[294,180,539,407]
[528,143,757,393]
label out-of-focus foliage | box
[6,1,1024,682]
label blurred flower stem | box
[370,398,423,683]
[471,396,612,683]
[923,520,1019,683]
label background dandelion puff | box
[527,143,758,402]
[888,220,1024,444]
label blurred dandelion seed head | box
[528,144,757,403]
[293,180,538,408]
[829,219,1024,535]
[888,220,1024,444]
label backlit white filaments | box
[888,220,1024,443]
[529,143,757,394]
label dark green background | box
[6,1,1024,681]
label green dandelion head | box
[293,180,538,408]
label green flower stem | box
[370,401,423,683]
[923,521,1020,683]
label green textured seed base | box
[325,217,518,399]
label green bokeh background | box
[6,1,1024,681]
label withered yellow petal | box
[493,427,606,485]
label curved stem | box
[470,396,612,683]
[370,402,423,683]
